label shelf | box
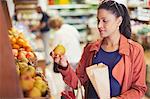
[59,11,92,16]
[128,4,150,9]
[13,0,37,5]
[73,24,87,30]
[130,18,150,23]
[47,4,90,9]
[15,4,36,10]
[64,19,85,24]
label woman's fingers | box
[60,56,68,67]
[50,51,68,67]
[54,55,60,63]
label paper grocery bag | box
[86,63,110,99]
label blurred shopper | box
[50,1,147,99]
[48,16,82,70]
[31,6,50,65]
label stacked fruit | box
[8,28,50,98]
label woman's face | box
[97,9,121,38]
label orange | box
[53,44,66,56]
[13,44,20,49]
[10,37,17,44]
[17,38,25,46]
[25,46,32,52]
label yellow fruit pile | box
[8,28,50,98]
[17,61,49,98]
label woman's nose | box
[98,21,103,29]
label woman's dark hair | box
[98,0,131,39]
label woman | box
[50,1,147,99]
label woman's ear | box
[117,16,122,26]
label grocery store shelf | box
[47,4,90,9]
[130,18,150,23]
[60,11,92,16]
[73,24,87,30]
[13,0,37,5]
[64,19,85,24]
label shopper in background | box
[50,1,147,99]
[13,8,18,22]
[30,6,50,65]
[48,16,82,70]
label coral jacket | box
[59,34,147,99]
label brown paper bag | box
[86,63,110,99]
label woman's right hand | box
[50,51,68,67]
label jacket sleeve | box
[118,45,147,99]
[58,44,89,89]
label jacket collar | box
[89,34,130,55]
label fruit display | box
[8,28,51,98]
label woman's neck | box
[101,32,120,52]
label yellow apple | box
[21,66,35,77]
[34,76,43,81]
[21,57,29,63]
[20,73,35,91]
[27,66,36,77]
[28,87,41,98]
[17,62,28,70]
[53,44,66,56]
[34,79,48,94]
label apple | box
[21,57,29,63]
[34,79,48,94]
[27,66,36,77]
[12,49,18,57]
[20,51,27,56]
[17,62,28,71]
[26,52,35,59]
[21,66,35,77]
[53,44,66,56]
[28,87,41,98]
[20,73,35,91]
[34,76,42,81]
[18,52,26,60]
[25,46,33,52]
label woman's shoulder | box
[128,39,144,54]
[128,39,143,50]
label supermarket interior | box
[0,0,150,99]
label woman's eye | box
[103,20,108,23]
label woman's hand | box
[50,51,68,67]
